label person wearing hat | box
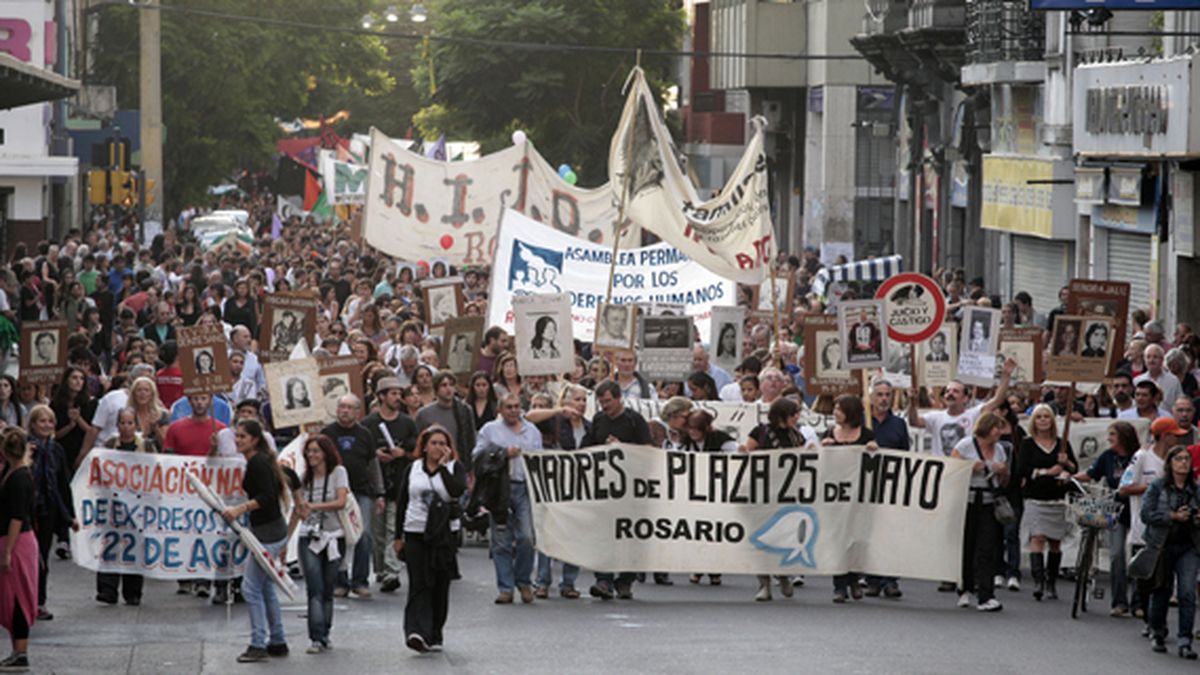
[1120,416,1190,621]
[362,377,418,594]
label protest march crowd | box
[0,192,1199,668]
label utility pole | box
[139,0,163,243]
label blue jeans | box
[338,495,374,590]
[489,482,534,592]
[298,536,341,643]
[1001,506,1023,579]
[244,538,287,649]
[1149,543,1199,646]
[536,552,579,591]
[1108,522,1129,609]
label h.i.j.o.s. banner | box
[524,445,972,581]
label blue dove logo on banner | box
[750,506,819,567]
[509,240,564,294]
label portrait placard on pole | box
[178,324,234,396]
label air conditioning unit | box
[762,100,784,129]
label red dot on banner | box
[440,234,454,250]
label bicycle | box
[1066,481,1121,619]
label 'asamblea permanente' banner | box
[363,127,631,266]
[524,445,971,580]
[488,209,736,342]
[70,450,251,580]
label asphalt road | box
[30,543,1198,674]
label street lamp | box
[410,3,428,23]
[384,5,400,23]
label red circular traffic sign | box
[874,273,946,343]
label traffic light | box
[142,177,156,207]
[87,170,109,205]
[122,174,137,208]
[110,170,131,206]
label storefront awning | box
[0,52,79,111]
[811,255,905,298]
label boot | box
[1030,552,1045,601]
[1046,551,1062,600]
[755,575,772,602]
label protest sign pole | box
[605,52,642,305]
[1062,381,1077,443]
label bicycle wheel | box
[1071,528,1095,619]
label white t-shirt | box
[1120,448,1165,547]
[298,465,350,537]
[922,404,984,457]
[718,381,742,402]
[951,436,1009,504]
[403,460,460,533]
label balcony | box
[850,0,966,94]
[710,0,807,91]
[962,0,1046,86]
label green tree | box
[89,1,415,214]
[411,0,685,184]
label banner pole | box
[605,57,642,306]
[1062,382,1076,444]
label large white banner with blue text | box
[70,450,251,580]
[488,209,736,342]
[524,445,971,580]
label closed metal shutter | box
[1106,231,1153,315]
[1011,236,1072,316]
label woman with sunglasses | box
[288,434,348,655]
[1141,445,1200,659]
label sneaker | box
[429,643,444,653]
[533,586,549,600]
[778,576,794,598]
[1181,645,1198,660]
[957,593,971,608]
[518,586,534,604]
[755,582,772,602]
[212,589,229,605]
[1006,576,1021,592]
[977,598,1003,612]
[176,581,192,595]
[320,639,332,651]
[993,574,1005,588]
[1152,636,1167,653]
[863,583,881,598]
[1110,606,1129,618]
[406,634,430,654]
[938,581,957,593]
[266,643,288,657]
[589,581,614,600]
[350,587,372,599]
[0,652,29,672]
[689,574,702,584]
[305,642,324,655]
[236,647,270,663]
[832,591,847,604]
[35,608,52,621]
[883,585,903,599]
[560,587,581,599]
[1134,607,1145,619]
[333,587,349,598]
[653,573,673,586]
[55,543,70,560]
[710,575,722,586]
[195,586,210,599]
[616,583,634,600]
[792,575,805,587]
[380,578,401,594]
[494,591,513,605]
[125,597,141,607]
[850,585,863,601]
[96,594,118,605]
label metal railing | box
[966,0,1045,64]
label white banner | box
[609,68,774,285]
[70,450,251,579]
[321,154,367,205]
[364,128,631,266]
[487,209,736,342]
[524,445,971,579]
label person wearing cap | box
[1140,445,1200,658]
[362,376,418,594]
[1120,416,1190,621]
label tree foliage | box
[90,1,419,215]
[411,0,685,184]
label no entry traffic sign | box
[874,273,946,344]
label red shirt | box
[1189,444,1200,481]
[156,366,183,408]
[164,417,226,457]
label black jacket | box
[468,447,510,526]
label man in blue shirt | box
[472,393,543,605]
[865,378,908,598]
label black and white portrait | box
[966,315,990,353]
[925,331,950,362]
[815,332,850,379]
[194,348,216,375]
[838,300,886,369]
[961,308,1000,355]
[642,316,692,350]
[595,302,634,350]
[1081,321,1109,359]
[529,315,561,359]
[426,285,458,327]
[716,323,738,359]
[320,375,350,421]
[31,331,58,366]
[271,310,304,356]
[284,377,312,411]
[1053,319,1082,357]
[709,306,746,372]
[447,333,476,373]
